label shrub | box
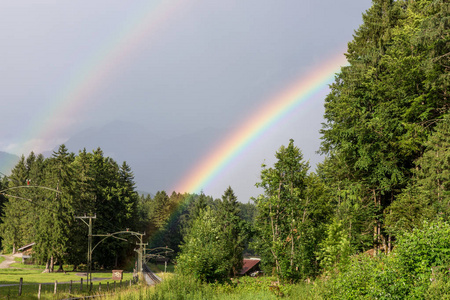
[176,207,234,283]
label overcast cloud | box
[0,0,372,200]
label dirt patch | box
[0,254,17,269]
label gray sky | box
[0,0,372,201]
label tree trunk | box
[373,190,379,254]
[388,235,392,254]
[50,256,54,273]
[57,262,64,272]
[42,258,50,273]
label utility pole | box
[134,233,147,276]
[75,214,96,285]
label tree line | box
[176,0,450,285]
[0,147,256,274]
[0,146,140,271]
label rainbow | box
[172,53,347,194]
[1,0,348,196]
[12,0,195,156]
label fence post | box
[129,279,132,287]
[99,282,101,292]
[38,283,42,299]
[114,281,116,291]
[69,280,72,294]
[18,278,23,296]
[54,280,58,294]
[80,278,83,292]
[107,281,109,292]
[90,282,93,292]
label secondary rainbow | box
[173,53,347,194]
[13,0,194,156]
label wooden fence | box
[2,277,137,299]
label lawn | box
[0,265,136,300]
[0,277,136,300]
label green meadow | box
[0,260,135,300]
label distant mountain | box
[0,151,20,176]
[59,120,229,195]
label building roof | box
[239,258,261,275]
[18,242,35,252]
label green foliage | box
[317,219,352,272]
[216,186,249,276]
[317,219,450,299]
[147,192,193,255]
[175,188,250,283]
[413,114,450,217]
[317,155,377,253]
[176,207,234,283]
[0,145,140,270]
[395,220,450,283]
[320,0,449,254]
[386,114,450,235]
[384,186,431,236]
[253,139,329,281]
[34,145,75,270]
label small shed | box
[239,258,261,276]
[18,242,35,264]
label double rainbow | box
[4,0,347,196]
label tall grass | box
[102,274,320,300]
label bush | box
[176,207,234,283]
[317,220,450,299]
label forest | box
[0,0,449,298]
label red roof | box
[239,259,261,275]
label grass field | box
[0,260,321,299]
[0,277,137,300]
[0,262,136,300]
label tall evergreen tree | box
[320,0,449,249]
[217,186,248,276]
[386,114,450,234]
[36,145,75,272]
[0,156,30,253]
[0,174,9,250]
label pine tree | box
[386,114,450,234]
[217,186,247,276]
[0,156,30,253]
[36,145,75,272]
[320,0,449,250]
[415,114,450,214]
